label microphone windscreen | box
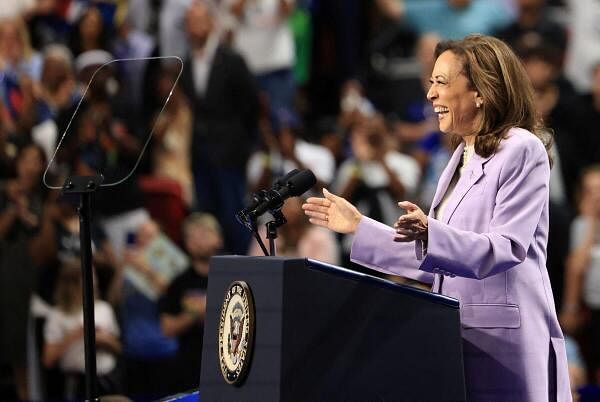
[274,169,301,189]
[287,169,317,196]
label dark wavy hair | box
[434,34,553,164]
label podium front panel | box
[199,256,466,402]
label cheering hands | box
[302,188,363,234]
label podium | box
[199,256,466,402]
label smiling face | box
[427,50,482,140]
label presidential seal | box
[218,281,255,385]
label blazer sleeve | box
[419,136,550,279]
[350,216,435,284]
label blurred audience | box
[562,166,600,383]
[0,143,55,400]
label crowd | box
[0,0,599,400]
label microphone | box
[236,169,316,229]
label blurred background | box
[0,0,599,400]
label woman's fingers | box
[396,215,420,225]
[393,233,412,242]
[304,209,328,221]
[398,200,418,212]
[305,196,328,206]
[302,203,329,215]
[322,188,339,203]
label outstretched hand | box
[302,188,362,234]
[394,201,428,242]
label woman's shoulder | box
[498,127,548,159]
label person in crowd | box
[180,0,259,255]
[0,143,56,400]
[303,34,571,401]
[42,259,122,400]
[226,0,296,113]
[38,45,78,120]
[44,193,119,301]
[495,0,567,57]
[564,0,600,93]
[68,6,111,57]
[561,165,600,384]
[107,219,187,400]
[247,107,335,195]
[159,213,222,392]
[0,15,43,81]
[334,113,420,227]
[376,0,513,40]
[150,64,194,208]
[33,44,79,163]
[571,63,600,169]
[0,16,44,143]
[337,79,375,134]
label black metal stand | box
[62,175,103,402]
[266,209,286,257]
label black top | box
[159,267,208,390]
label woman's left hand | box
[394,201,428,242]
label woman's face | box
[427,50,481,138]
[0,21,23,63]
[80,9,103,40]
[16,146,45,181]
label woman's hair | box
[434,34,552,163]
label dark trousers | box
[192,161,251,255]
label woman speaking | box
[303,34,571,402]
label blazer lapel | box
[429,142,465,215]
[441,151,493,224]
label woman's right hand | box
[302,188,362,234]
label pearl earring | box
[476,101,482,108]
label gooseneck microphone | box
[236,169,317,230]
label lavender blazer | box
[351,128,571,402]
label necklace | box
[462,143,475,167]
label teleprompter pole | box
[63,175,104,402]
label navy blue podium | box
[197,256,466,402]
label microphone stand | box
[249,217,269,256]
[266,209,286,256]
[62,175,103,402]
